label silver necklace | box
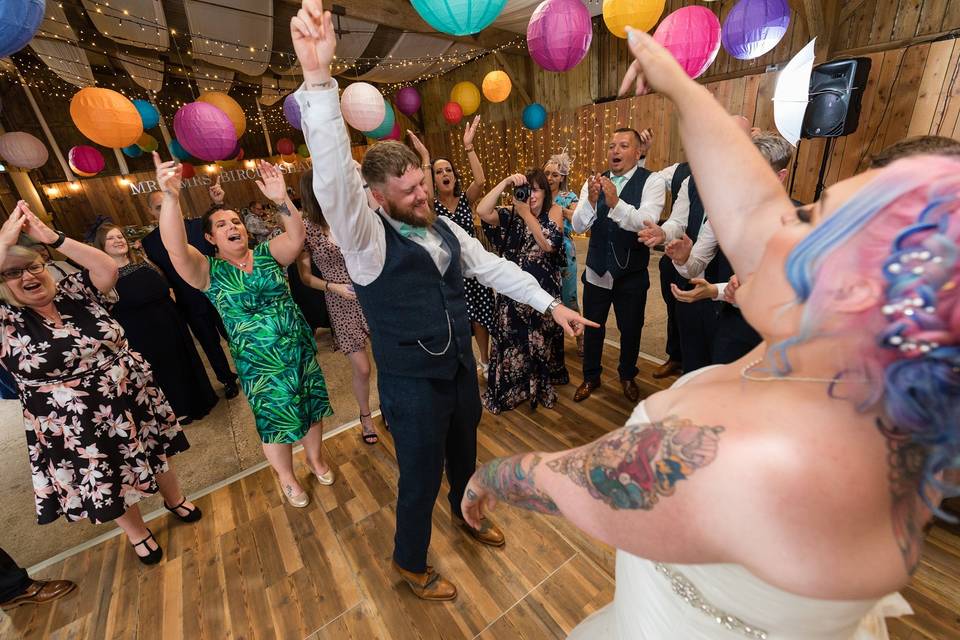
[225,250,251,270]
[740,359,868,384]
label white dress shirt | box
[296,82,554,314]
[673,219,728,302]
[571,161,665,289]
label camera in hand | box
[513,184,530,202]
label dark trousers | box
[0,547,31,603]
[658,255,682,362]
[178,301,236,385]
[581,270,649,383]
[712,304,762,365]
[676,299,720,374]
[378,362,483,574]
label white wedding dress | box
[567,368,912,640]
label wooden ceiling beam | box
[790,0,834,60]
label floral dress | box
[0,271,189,525]
[435,195,496,332]
[482,207,568,414]
[205,242,333,444]
[555,191,580,311]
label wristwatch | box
[47,230,66,248]
[545,298,562,315]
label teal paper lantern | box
[363,100,396,139]
[522,103,547,130]
[122,143,143,158]
[169,138,191,161]
[411,0,509,36]
[132,99,160,130]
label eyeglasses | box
[1,262,46,281]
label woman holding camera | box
[476,170,568,413]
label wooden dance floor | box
[2,343,958,640]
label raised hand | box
[291,1,336,84]
[255,161,287,204]
[506,173,527,188]
[209,175,225,205]
[152,151,182,199]
[463,115,481,149]
[0,202,26,248]
[665,234,693,265]
[406,129,430,164]
[637,219,666,247]
[598,176,619,208]
[671,278,717,304]
[18,201,59,245]
[639,127,653,155]
[587,174,602,206]
[618,27,691,99]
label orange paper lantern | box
[70,87,143,148]
[197,91,246,138]
[482,71,512,103]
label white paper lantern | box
[0,132,48,169]
[341,83,386,132]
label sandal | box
[360,413,379,445]
[131,528,163,565]
[164,496,203,523]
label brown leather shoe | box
[574,379,601,402]
[392,561,457,601]
[621,378,640,403]
[1,580,76,610]
[453,514,505,547]
[652,359,682,379]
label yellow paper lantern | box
[197,91,246,138]
[450,81,481,116]
[482,70,512,103]
[70,87,143,148]
[602,0,666,38]
[281,153,298,164]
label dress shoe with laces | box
[1,580,77,610]
[652,359,682,379]
[573,379,601,402]
[621,378,640,403]
[452,514,505,547]
[392,561,457,601]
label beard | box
[385,198,436,228]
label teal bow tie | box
[399,223,427,240]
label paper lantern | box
[233,147,244,161]
[527,0,593,72]
[173,102,237,162]
[443,101,464,125]
[122,144,143,158]
[137,133,159,153]
[70,87,143,148]
[277,138,295,155]
[297,143,310,158]
[395,87,421,116]
[382,122,402,141]
[169,139,191,161]
[653,6,721,79]
[722,0,791,60]
[132,99,160,130]
[180,162,196,180]
[603,0,665,38]
[68,145,105,177]
[341,83,386,132]
[364,100,396,139]
[411,0,508,36]
[450,82,480,116]
[0,0,45,58]
[281,154,298,164]
[197,91,246,138]
[0,132,48,169]
[522,103,547,130]
[482,71,512,103]
[283,94,302,131]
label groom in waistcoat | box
[571,128,665,403]
[292,4,594,602]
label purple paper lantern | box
[382,121,402,141]
[527,0,593,72]
[283,94,302,131]
[173,102,237,162]
[653,6,721,79]
[395,87,421,116]
[722,0,791,61]
[68,145,105,175]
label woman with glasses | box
[0,201,199,566]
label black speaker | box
[801,57,872,139]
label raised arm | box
[476,174,524,226]
[619,28,792,280]
[406,130,434,203]
[461,115,486,203]
[152,152,210,290]
[514,200,563,253]
[256,161,305,266]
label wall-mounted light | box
[119,177,130,186]
[205,164,217,173]
[69,182,80,191]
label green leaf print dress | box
[205,242,332,444]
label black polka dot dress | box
[435,194,496,333]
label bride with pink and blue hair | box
[459,26,959,640]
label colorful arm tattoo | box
[475,453,559,515]
[876,418,927,574]
[547,417,723,511]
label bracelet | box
[47,230,66,249]
[464,146,475,153]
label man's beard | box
[385,199,436,228]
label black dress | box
[435,195,496,332]
[112,262,218,421]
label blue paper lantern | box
[411,0,509,36]
[122,144,143,158]
[132,99,160,130]
[169,139,191,161]
[722,0,791,61]
[0,0,45,58]
[522,103,547,130]
[363,100,396,139]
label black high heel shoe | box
[164,496,203,523]
[131,529,163,565]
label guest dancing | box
[297,169,378,445]
[95,224,218,424]
[432,115,496,377]
[0,201,199,565]
[153,153,334,508]
[544,152,583,357]
[477,170,568,413]
[292,3,594,601]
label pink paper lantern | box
[527,0,593,72]
[653,6,722,79]
[382,121,402,141]
[173,102,237,161]
[395,87,421,116]
[68,145,105,176]
[340,83,386,132]
[0,132,48,169]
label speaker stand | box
[813,138,833,202]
